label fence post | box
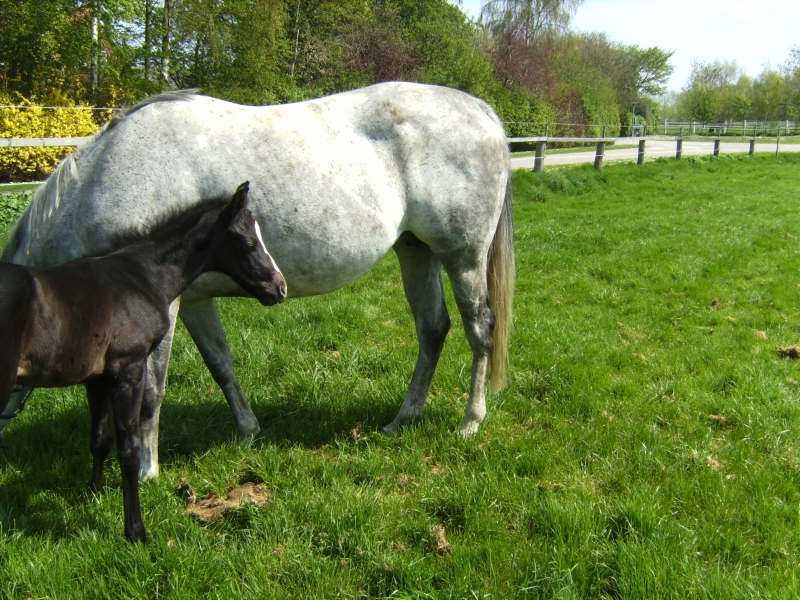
[545,123,550,138]
[594,141,606,170]
[713,139,720,156]
[602,125,607,138]
[743,119,747,135]
[637,139,646,165]
[534,141,547,173]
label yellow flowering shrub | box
[0,91,110,182]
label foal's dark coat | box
[0,182,286,541]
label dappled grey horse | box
[2,82,514,480]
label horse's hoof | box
[381,421,400,435]
[139,463,159,482]
[460,420,481,437]
[237,429,259,444]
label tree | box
[480,0,585,45]
[630,45,674,97]
[688,87,720,123]
[752,68,786,121]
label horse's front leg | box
[110,361,148,543]
[178,298,260,440]
[139,297,180,481]
[85,379,114,493]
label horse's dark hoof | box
[126,528,149,543]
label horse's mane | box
[1,89,199,261]
[104,194,230,255]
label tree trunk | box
[90,9,100,101]
[161,0,172,84]
[290,0,301,79]
[144,0,152,81]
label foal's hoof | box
[126,528,149,544]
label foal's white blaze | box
[254,221,281,275]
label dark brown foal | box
[0,182,286,541]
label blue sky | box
[452,0,800,91]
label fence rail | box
[0,137,90,147]
[1,134,795,176]
[508,135,797,172]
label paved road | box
[510,137,800,170]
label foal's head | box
[209,182,287,306]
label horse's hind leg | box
[85,379,114,493]
[383,233,451,434]
[179,298,260,440]
[139,297,180,481]
[443,264,495,435]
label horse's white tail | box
[487,171,515,391]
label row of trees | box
[1,0,677,135]
[663,52,800,124]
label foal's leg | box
[383,234,451,434]
[178,298,260,439]
[85,379,115,493]
[0,291,30,439]
[442,263,495,436]
[139,297,180,481]
[0,387,32,439]
[110,361,148,542]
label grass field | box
[2,154,800,598]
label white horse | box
[2,82,514,480]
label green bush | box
[488,86,556,137]
[0,91,106,183]
[0,190,33,227]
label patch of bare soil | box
[424,525,452,555]
[777,345,800,359]
[178,479,272,521]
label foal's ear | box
[228,181,250,214]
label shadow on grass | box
[0,391,396,539]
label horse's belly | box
[17,355,105,387]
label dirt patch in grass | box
[424,525,452,555]
[777,345,800,359]
[178,479,272,521]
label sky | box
[452,0,800,92]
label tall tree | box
[480,0,585,44]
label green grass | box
[3,154,800,597]
[0,183,40,193]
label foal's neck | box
[125,215,218,303]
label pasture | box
[2,154,800,598]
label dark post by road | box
[777,127,781,156]
[676,139,683,160]
[750,139,755,156]
[637,139,646,165]
[534,141,547,173]
[713,140,720,156]
[594,141,606,170]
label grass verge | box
[2,154,800,597]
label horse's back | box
[8,83,509,295]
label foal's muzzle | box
[257,276,287,306]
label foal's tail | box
[487,170,515,392]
